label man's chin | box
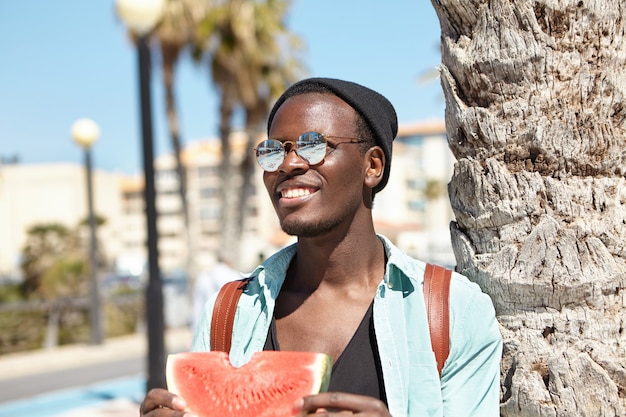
[280,224,319,238]
[280,219,338,238]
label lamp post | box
[116,0,167,390]
[71,118,103,346]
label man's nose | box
[279,145,308,172]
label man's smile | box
[280,187,316,199]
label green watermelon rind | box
[166,351,332,417]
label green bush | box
[0,283,24,303]
[0,309,47,354]
[106,294,144,337]
[0,293,144,354]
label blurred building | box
[0,120,456,282]
[0,162,127,280]
[373,120,456,267]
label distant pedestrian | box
[191,254,241,332]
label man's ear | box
[364,146,385,190]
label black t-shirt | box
[263,302,387,405]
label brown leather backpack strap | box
[210,278,252,352]
[423,263,452,376]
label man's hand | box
[139,388,193,417]
[294,392,391,416]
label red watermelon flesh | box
[166,351,332,417]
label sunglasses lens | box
[296,132,327,165]
[255,139,284,172]
[255,133,328,171]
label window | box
[408,200,427,212]
[199,206,221,220]
[397,134,424,147]
[199,186,219,199]
[407,178,426,190]
[198,166,219,178]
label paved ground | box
[59,398,140,417]
[0,327,193,417]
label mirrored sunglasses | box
[254,131,365,172]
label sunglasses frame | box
[254,131,366,172]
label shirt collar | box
[246,242,297,295]
[378,234,426,290]
[246,235,424,292]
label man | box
[140,78,502,416]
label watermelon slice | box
[166,351,332,417]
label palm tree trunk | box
[217,84,240,264]
[431,1,626,415]
[161,41,192,275]
[238,101,267,249]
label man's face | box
[263,93,369,238]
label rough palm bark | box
[430,1,626,416]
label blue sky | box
[0,1,444,175]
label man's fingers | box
[140,388,187,416]
[298,392,388,415]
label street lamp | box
[71,118,103,346]
[116,0,167,391]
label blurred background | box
[0,0,454,357]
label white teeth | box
[282,188,311,199]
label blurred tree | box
[20,223,81,298]
[19,219,107,300]
[141,0,303,269]
[152,0,212,275]
[431,1,626,415]
[38,258,88,300]
[424,179,446,201]
[193,0,304,263]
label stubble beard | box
[279,215,344,238]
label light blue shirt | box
[191,235,502,417]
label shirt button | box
[387,282,393,289]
